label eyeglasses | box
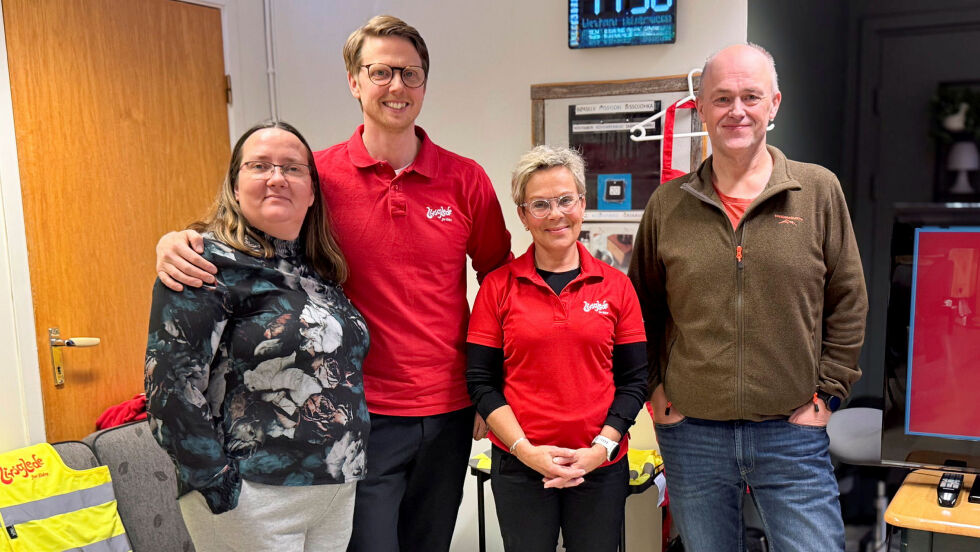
[360,63,426,88]
[520,194,584,218]
[240,161,311,180]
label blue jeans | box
[655,417,844,552]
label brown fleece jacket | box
[628,146,868,421]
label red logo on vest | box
[1,454,45,485]
[775,214,803,226]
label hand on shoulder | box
[156,229,216,291]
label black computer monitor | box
[880,203,980,474]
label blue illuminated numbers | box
[593,0,672,16]
[594,0,621,15]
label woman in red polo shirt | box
[466,145,648,552]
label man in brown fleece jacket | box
[628,44,868,551]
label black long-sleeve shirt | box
[467,342,648,436]
[467,264,648,439]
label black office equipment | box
[938,472,963,507]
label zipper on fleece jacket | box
[734,225,746,420]
[681,176,804,419]
[681,182,749,419]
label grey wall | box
[747,0,848,178]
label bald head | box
[699,43,779,98]
[694,42,782,158]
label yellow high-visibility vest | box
[0,443,130,552]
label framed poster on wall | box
[530,75,704,223]
[931,80,980,203]
[578,222,638,275]
[568,100,661,216]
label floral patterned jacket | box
[145,235,370,514]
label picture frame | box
[578,221,637,275]
[931,80,980,203]
[530,75,705,222]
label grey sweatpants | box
[179,479,356,552]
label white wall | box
[225,0,275,138]
[268,2,746,550]
[272,0,746,260]
[0,1,38,452]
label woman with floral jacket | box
[145,120,369,552]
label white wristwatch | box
[591,435,620,462]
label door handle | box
[48,327,101,386]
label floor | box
[845,524,902,552]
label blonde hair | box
[510,145,587,205]
[194,120,348,283]
[343,15,429,78]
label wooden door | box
[3,0,230,441]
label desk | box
[885,470,980,551]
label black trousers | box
[490,447,628,552]
[347,406,473,552]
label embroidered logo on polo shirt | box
[426,206,453,222]
[583,300,610,314]
[775,214,803,226]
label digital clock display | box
[569,0,676,49]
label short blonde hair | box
[510,145,587,205]
[343,15,429,78]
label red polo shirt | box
[466,242,645,464]
[314,126,512,416]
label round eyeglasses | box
[240,161,311,180]
[520,194,584,218]
[360,63,427,88]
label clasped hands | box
[512,440,607,489]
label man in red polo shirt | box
[154,15,512,552]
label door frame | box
[0,0,258,448]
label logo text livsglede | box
[1,454,45,485]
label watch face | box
[609,443,620,461]
[820,393,841,412]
